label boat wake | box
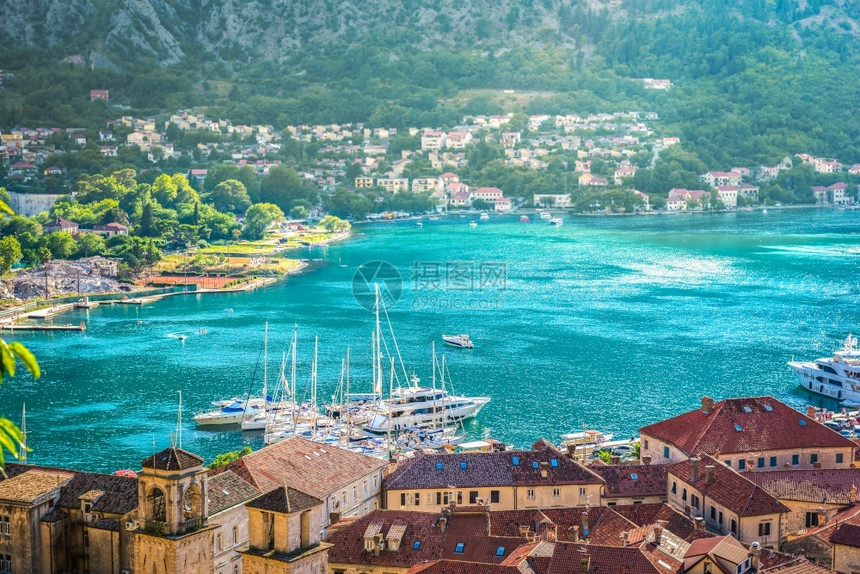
[758,245,860,257]
[167,332,188,341]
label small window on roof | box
[413,540,421,550]
[764,405,773,412]
[631,473,638,480]
[743,406,752,413]
[512,456,520,466]
[532,461,539,469]
[799,419,807,426]
[550,458,558,468]
[455,542,464,554]
[734,424,743,432]
[460,461,467,469]
[436,462,443,471]
[496,546,506,556]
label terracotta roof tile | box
[0,468,76,503]
[759,550,839,573]
[246,486,322,514]
[547,541,679,574]
[140,447,203,471]
[57,472,138,515]
[207,470,260,515]
[747,468,860,504]
[589,464,668,499]
[640,396,855,456]
[385,446,604,491]
[214,437,385,498]
[487,506,636,546]
[405,561,521,574]
[668,455,789,517]
[612,503,699,541]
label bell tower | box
[133,447,216,574]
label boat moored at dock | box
[789,334,860,405]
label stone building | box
[640,396,856,470]
[383,441,604,512]
[240,486,331,574]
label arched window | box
[184,484,202,520]
[148,488,166,522]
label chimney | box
[581,511,589,534]
[569,524,580,542]
[694,517,706,531]
[437,516,448,533]
[642,455,652,465]
[701,396,714,414]
[388,459,398,475]
[705,464,715,484]
[690,457,701,482]
[610,455,621,465]
[818,509,827,526]
[567,444,577,458]
[807,406,817,419]
[653,523,664,542]
[851,485,858,505]
[546,523,558,542]
[749,541,761,569]
[373,533,384,557]
[580,557,590,573]
[620,530,629,546]
[540,461,549,479]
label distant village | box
[1,88,858,218]
[3,395,860,573]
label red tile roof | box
[140,447,203,471]
[546,541,680,574]
[246,485,321,514]
[640,396,855,457]
[612,503,700,541]
[214,436,385,498]
[589,464,668,499]
[759,550,839,573]
[384,446,604,491]
[487,506,636,546]
[406,561,521,574]
[326,509,528,569]
[747,468,860,504]
[668,455,789,517]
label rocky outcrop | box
[0,257,130,302]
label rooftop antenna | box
[20,403,27,464]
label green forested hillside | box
[0,0,858,166]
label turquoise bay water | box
[5,209,860,472]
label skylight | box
[512,456,520,466]
[455,542,465,553]
[734,424,743,431]
[460,461,467,469]
[550,458,559,468]
[436,462,443,470]
[496,546,506,556]
[532,461,539,469]
[743,406,752,413]
[631,473,638,480]
[413,540,421,550]
[799,419,807,426]
[764,405,773,412]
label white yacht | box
[366,375,490,433]
[789,334,860,404]
[442,334,474,349]
[193,400,264,426]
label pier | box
[0,322,86,332]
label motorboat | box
[366,377,491,433]
[442,334,473,349]
[479,213,490,221]
[520,216,530,222]
[540,211,552,220]
[549,217,564,226]
[789,334,860,405]
[193,400,264,426]
[469,221,478,228]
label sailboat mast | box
[20,403,27,464]
[375,284,383,394]
[312,335,319,433]
[432,343,438,430]
[346,346,351,439]
[263,322,268,403]
[387,356,394,455]
[291,324,298,433]
[176,390,182,450]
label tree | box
[319,215,351,233]
[290,205,309,220]
[207,446,252,469]
[75,233,106,258]
[211,179,252,214]
[243,203,284,239]
[46,232,76,260]
[0,236,22,274]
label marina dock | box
[0,322,86,332]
